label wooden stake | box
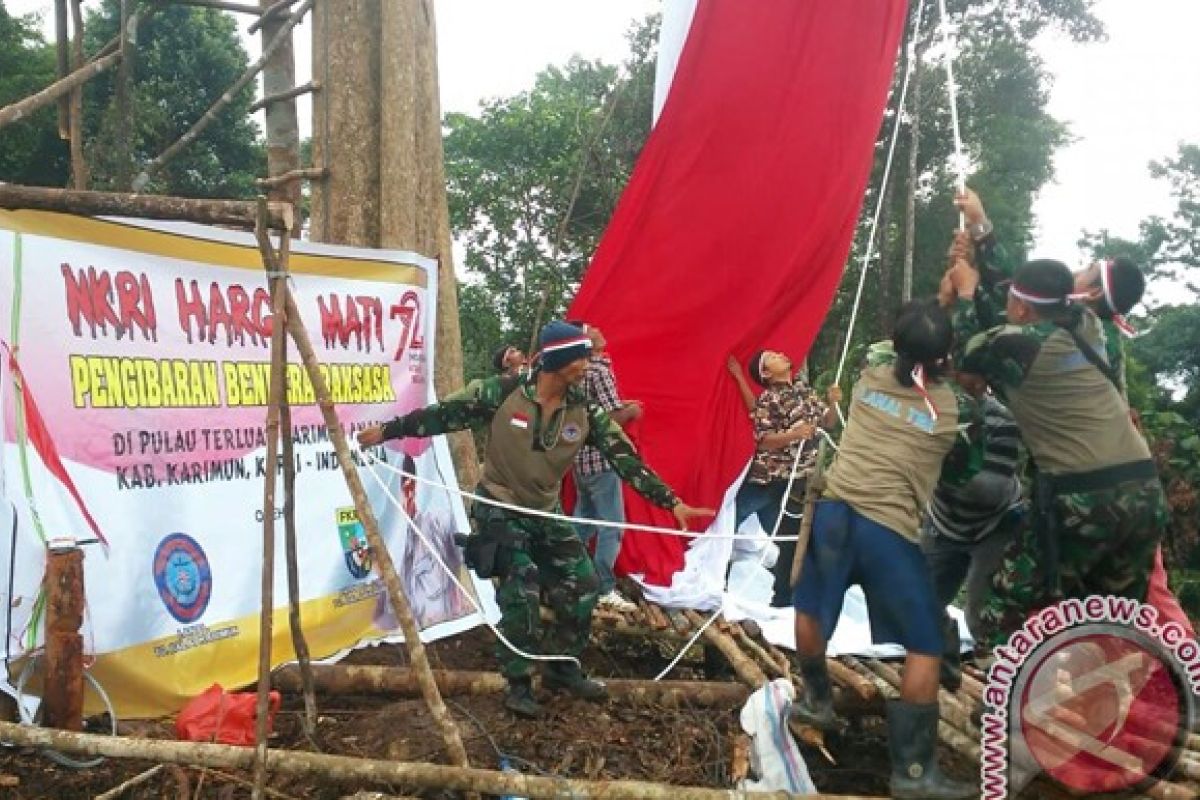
[0,721,883,800]
[790,440,827,587]
[67,0,89,190]
[0,185,293,230]
[267,277,470,771]
[43,547,85,731]
[54,0,70,138]
[256,167,328,191]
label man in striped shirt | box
[920,386,1025,688]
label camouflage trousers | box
[493,512,600,679]
[976,477,1167,649]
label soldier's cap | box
[536,321,592,373]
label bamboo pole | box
[251,202,288,799]
[133,0,315,190]
[1,719,892,799]
[272,665,753,709]
[0,185,293,230]
[0,49,122,131]
[270,281,469,771]
[682,610,767,688]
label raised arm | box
[358,376,514,446]
[726,356,757,413]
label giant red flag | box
[569,0,909,585]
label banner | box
[0,210,490,719]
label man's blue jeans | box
[573,468,625,594]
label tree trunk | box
[682,610,767,688]
[258,0,302,215]
[902,51,923,303]
[68,0,89,190]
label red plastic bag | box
[175,683,281,746]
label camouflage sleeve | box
[585,404,678,509]
[1102,318,1128,399]
[381,375,516,439]
[973,233,1015,329]
[938,384,984,487]
[954,298,1044,394]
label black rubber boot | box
[790,656,843,732]
[504,676,542,719]
[940,615,963,692]
[543,662,608,701]
[887,700,977,799]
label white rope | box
[357,451,580,668]
[936,0,969,210]
[652,605,719,681]
[832,0,927,389]
[357,444,812,543]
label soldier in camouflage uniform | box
[943,250,1167,649]
[358,321,711,718]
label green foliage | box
[0,2,70,186]
[444,15,658,375]
[82,0,263,197]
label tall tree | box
[82,0,264,197]
[0,2,70,187]
[444,16,658,369]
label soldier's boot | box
[542,662,608,701]
[887,700,977,800]
[940,616,963,693]
[789,655,843,732]
[503,677,542,719]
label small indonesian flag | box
[510,412,530,430]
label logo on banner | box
[152,533,213,623]
[561,422,582,443]
[337,507,372,579]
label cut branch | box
[256,167,328,190]
[166,0,263,13]
[0,721,859,799]
[249,80,320,113]
[0,50,122,132]
[0,185,293,230]
[133,0,315,190]
[248,0,301,34]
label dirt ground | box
[0,625,926,799]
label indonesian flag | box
[568,0,908,586]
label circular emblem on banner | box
[152,533,213,623]
[561,422,583,443]
[1015,625,1190,794]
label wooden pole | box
[42,547,85,731]
[113,0,135,191]
[790,440,827,587]
[0,50,122,131]
[54,0,70,138]
[251,201,288,800]
[0,721,887,800]
[67,0,89,190]
[257,167,327,191]
[258,0,304,217]
[166,0,263,14]
[133,0,315,191]
[0,185,293,230]
[248,0,302,34]
[269,282,470,770]
[272,665,754,709]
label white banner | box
[0,210,491,718]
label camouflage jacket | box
[381,373,678,511]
